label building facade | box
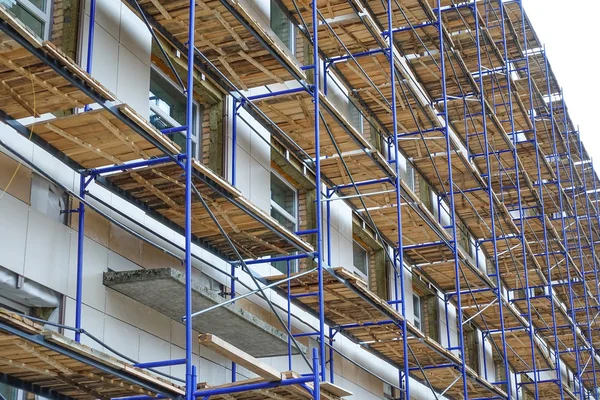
[0,0,598,400]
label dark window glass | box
[353,241,368,277]
[270,173,297,273]
[149,69,199,158]
[270,0,293,50]
[8,2,44,37]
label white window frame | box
[347,101,364,135]
[149,66,201,159]
[352,240,368,280]
[270,0,295,54]
[3,0,52,39]
[270,171,298,229]
[413,293,422,331]
[270,171,298,273]
[401,160,415,192]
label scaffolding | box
[0,0,599,399]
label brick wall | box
[51,0,79,60]
[201,101,224,176]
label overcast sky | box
[525,0,600,168]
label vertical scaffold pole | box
[287,260,293,372]
[184,0,195,397]
[386,1,409,397]
[86,0,96,75]
[472,4,511,397]
[313,347,321,400]
[231,263,237,382]
[436,1,468,397]
[311,0,326,382]
[83,0,96,112]
[75,0,99,339]
[231,98,237,186]
[75,173,86,343]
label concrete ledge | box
[103,268,304,358]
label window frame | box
[401,160,415,192]
[270,171,298,229]
[149,66,201,160]
[269,0,295,54]
[413,293,423,331]
[347,101,363,135]
[4,0,52,39]
[270,171,299,273]
[352,240,368,280]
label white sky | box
[525,0,600,168]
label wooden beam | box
[130,172,180,209]
[198,34,226,56]
[0,80,39,116]
[42,123,122,164]
[94,114,150,159]
[148,0,172,20]
[0,54,84,108]
[198,334,282,381]
[0,357,57,376]
[218,56,248,91]
[237,51,283,83]
[212,10,249,51]
[14,341,75,375]
[255,389,290,400]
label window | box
[401,160,415,192]
[382,383,397,400]
[270,0,294,52]
[1,0,51,39]
[270,172,298,273]
[493,353,508,393]
[352,240,368,278]
[149,68,200,159]
[347,102,363,135]
[465,323,480,374]
[413,293,422,331]
[419,177,433,212]
[0,384,17,400]
[458,221,471,256]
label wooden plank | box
[0,309,185,399]
[0,53,84,108]
[0,309,44,334]
[199,334,281,381]
[320,382,352,398]
[44,332,185,395]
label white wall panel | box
[0,194,28,274]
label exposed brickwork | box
[201,101,224,176]
[463,323,479,374]
[368,250,377,292]
[50,0,79,60]
[50,0,63,47]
